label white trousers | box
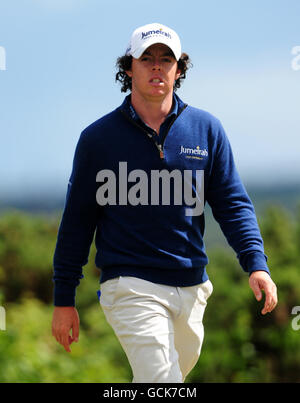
[99,276,213,383]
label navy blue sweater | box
[53,93,269,306]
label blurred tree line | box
[0,204,300,382]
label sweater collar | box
[119,92,186,123]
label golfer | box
[52,22,278,383]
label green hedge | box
[0,205,300,382]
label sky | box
[0,0,300,199]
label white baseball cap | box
[125,23,182,61]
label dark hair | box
[115,53,192,93]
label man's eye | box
[141,57,150,61]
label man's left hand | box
[249,271,278,315]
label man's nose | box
[151,58,161,70]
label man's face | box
[126,43,181,102]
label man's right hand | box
[52,306,80,352]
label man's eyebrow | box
[162,51,175,57]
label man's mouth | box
[149,77,164,87]
[149,77,163,83]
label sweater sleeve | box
[53,130,100,306]
[206,122,270,276]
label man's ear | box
[125,70,132,78]
[175,68,181,80]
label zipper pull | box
[157,144,164,159]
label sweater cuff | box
[243,251,270,276]
[54,281,76,307]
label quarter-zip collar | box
[120,92,179,133]
[118,92,188,159]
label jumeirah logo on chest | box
[179,145,208,159]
